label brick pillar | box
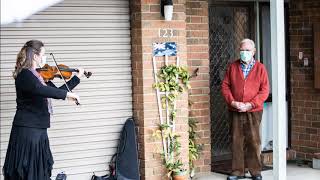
[186,0,211,174]
[288,0,320,160]
[130,0,189,179]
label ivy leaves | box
[153,65,191,110]
[152,64,191,177]
[154,64,191,93]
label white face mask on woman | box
[35,46,47,68]
[39,55,47,67]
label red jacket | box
[221,59,270,112]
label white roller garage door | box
[0,0,132,179]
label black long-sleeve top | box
[13,69,80,128]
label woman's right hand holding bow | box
[66,92,80,104]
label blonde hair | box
[13,40,44,79]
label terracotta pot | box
[172,175,186,180]
[172,171,187,180]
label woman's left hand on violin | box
[75,67,85,78]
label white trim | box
[270,0,287,179]
[255,0,261,61]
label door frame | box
[258,2,292,152]
[209,0,292,174]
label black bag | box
[114,118,140,180]
[91,173,111,180]
[91,154,117,180]
[55,172,67,180]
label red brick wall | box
[186,0,211,173]
[289,0,320,160]
[130,0,145,177]
[130,0,189,179]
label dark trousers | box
[230,111,263,176]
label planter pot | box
[172,171,187,180]
[313,153,320,169]
[313,158,320,169]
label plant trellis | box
[153,42,179,161]
[152,42,190,176]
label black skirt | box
[3,126,54,180]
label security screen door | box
[209,4,253,174]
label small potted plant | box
[166,160,187,180]
[172,169,188,180]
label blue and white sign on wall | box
[153,42,177,57]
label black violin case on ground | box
[92,118,140,180]
[114,118,140,180]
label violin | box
[36,53,92,106]
[36,64,92,81]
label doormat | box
[212,160,272,175]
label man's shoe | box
[227,175,238,180]
[252,175,262,180]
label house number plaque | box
[159,28,174,38]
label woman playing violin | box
[3,40,83,180]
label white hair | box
[240,38,255,49]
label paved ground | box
[194,164,320,180]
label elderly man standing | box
[221,39,270,180]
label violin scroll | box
[83,71,92,78]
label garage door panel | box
[0,112,131,128]
[0,0,132,179]
[1,44,131,53]
[0,37,131,45]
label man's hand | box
[238,102,253,112]
[231,101,245,110]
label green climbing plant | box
[152,64,191,178]
[188,118,203,178]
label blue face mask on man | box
[240,51,253,64]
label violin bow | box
[49,53,80,105]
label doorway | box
[209,1,290,174]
